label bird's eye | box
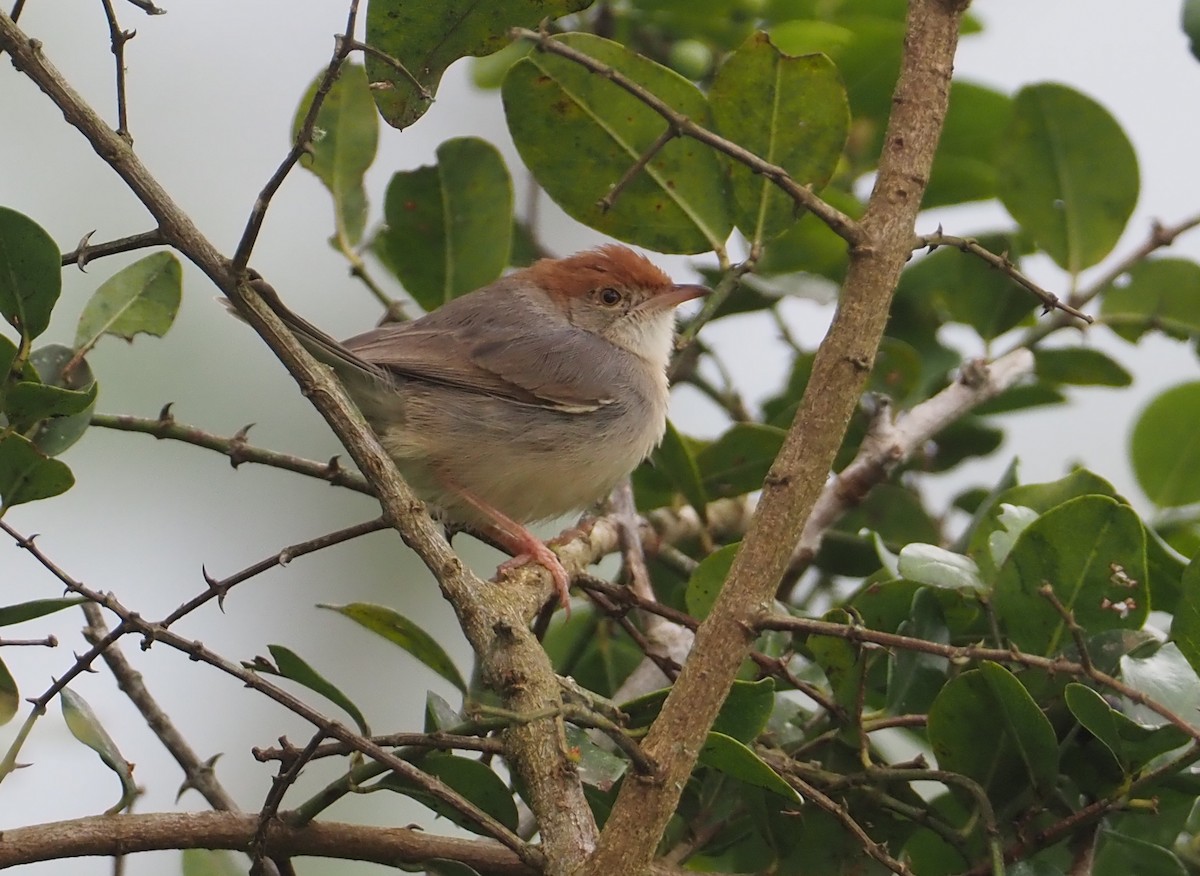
[599,287,622,306]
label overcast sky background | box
[2,2,1199,874]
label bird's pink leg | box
[447,486,572,612]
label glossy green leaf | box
[1094,829,1187,876]
[366,0,591,129]
[977,662,1060,793]
[685,542,739,621]
[23,345,96,457]
[61,687,137,814]
[993,495,1148,655]
[294,64,378,245]
[0,433,74,510]
[1064,681,1189,773]
[320,602,466,694]
[996,83,1138,274]
[924,81,1013,208]
[0,597,84,626]
[1099,258,1200,342]
[0,657,16,725]
[968,468,1119,581]
[698,732,800,801]
[424,691,462,733]
[0,207,61,341]
[1131,382,1200,508]
[565,724,627,790]
[542,605,642,696]
[1170,552,1200,676]
[247,645,369,735]
[709,31,848,243]
[73,252,181,352]
[1065,683,1125,766]
[181,849,248,876]
[503,33,732,254]
[927,664,1057,805]
[887,588,949,714]
[4,377,96,427]
[1120,643,1200,732]
[897,233,1036,340]
[381,752,520,834]
[696,422,786,499]
[1034,347,1132,387]
[806,608,865,712]
[377,137,513,311]
[652,420,708,522]
[897,544,985,592]
[986,503,1039,570]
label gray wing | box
[341,293,624,413]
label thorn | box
[157,402,175,424]
[75,230,96,271]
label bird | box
[252,244,707,609]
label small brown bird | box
[268,245,706,608]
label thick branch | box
[581,3,968,873]
[0,811,536,874]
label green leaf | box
[1063,682,1188,773]
[1130,381,1200,508]
[927,665,1056,806]
[4,378,97,427]
[503,33,733,254]
[366,0,591,130]
[61,687,137,814]
[698,732,800,801]
[1034,347,1132,387]
[996,83,1138,274]
[1094,829,1187,876]
[709,31,848,243]
[623,679,774,744]
[686,542,738,621]
[976,662,1060,793]
[652,420,708,522]
[887,588,949,714]
[1170,552,1200,677]
[0,433,74,510]
[0,657,16,725]
[376,137,513,311]
[1120,642,1200,733]
[806,608,865,713]
[542,605,643,697]
[247,645,369,735]
[1183,0,1200,63]
[23,345,97,457]
[294,64,378,245]
[696,423,786,499]
[73,252,181,352]
[0,207,61,341]
[181,849,249,876]
[1099,258,1200,342]
[897,544,985,592]
[320,602,466,694]
[380,752,520,835]
[993,495,1148,655]
[0,597,84,626]
[924,81,1013,208]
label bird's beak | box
[646,284,710,310]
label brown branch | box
[580,4,969,872]
[253,731,505,764]
[511,26,865,248]
[90,409,372,494]
[61,228,166,269]
[598,126,679,212]
[786,774,915,876]
[916,230,1093,324]
[99,0,134,141]
[0,811,537,873]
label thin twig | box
[232,2,361,269]
[253,731,505,764]
[511,26,865,248]
[342,36,431,100]
[916,230,1093,324]
[251,729,326,874]
[597,126,678,212]
[158,517,388,627]
[91,408,371,494]
[98,0,134,141]
[61,228,165,269]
